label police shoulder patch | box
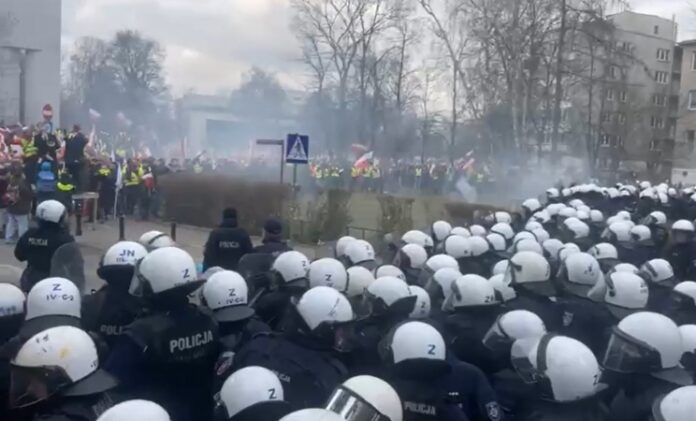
[486,401,502,421]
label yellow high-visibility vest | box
[21,138,37,157]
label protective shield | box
[237,253,274,306]
[0,265,24,287]
[326,385,391,421]
[50,243,86,293]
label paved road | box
[1,218,325,292]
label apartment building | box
[597,11,678,181]
[672,40,696,183]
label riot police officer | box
[378,320,503,421]
[14,200,74,292]
[326,375,403,421]
[667,281,696,325]
[639,259,677,313]
[602,311,692,421]
[96,400,171,421]
[0,282,25,419]
[650,386,696,421]
[393,244,428,285]
[252,218,292,257]
[214,366,292,421]
[254,251,310,330]
[309,258,349,292]
[9,325,119,420]
[82,241,148,350]
[105,247,220,421]
[664,220,696,281]
[232,286,353,410]
[344,239,377,270]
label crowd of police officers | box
[3,180,696,421]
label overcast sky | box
[61,0,696,96]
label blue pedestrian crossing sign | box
[286,134,310,164]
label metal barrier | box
[346,225,384,241]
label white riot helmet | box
[98,241,148,284]
[576,210,590,222]
[131,247,202,297]
[494,211,512,224]
[589,210,604,225]
[652,386,696,421]
[35,200,66,224]
[563,219,590,240]
[271,251,310,287]
[603,312,690,384]
[588,243,619,272]
[602,221,633,243]
[531,228,550,243]
[513,231,537,244]
[138,230,176,251]
[522,198,542,214]
[97,400,170,421]
[487,233,508,257]
[679,325,696,357]
[568,199,584,210]
[216,366,290,421]
[374,265,405,281]
[557,253,602,297]
[603,271,649,320]
[490,223,514,243]
[558,207,577,220]
[513,239,543,255]
[673,281,696,308]
[409,286,431,319]
[511,334,603,402]
[423,267,461,304]
[346,266,375,298]
[631,225,653,244]
[614,263,640,274]
[558,243,581,263]
[489,273,517,302]
[10,326,117,408]
[546,188,560,199]
[672,220,695,233]
[442,274,499,311]
[0,283,25,319]
[432,220,453,242]
[505,251,554,297]
[492,260,509,276]
[394,244,428,283]
[293,287,353,351]
[483,310,546,355]
[644,211,668,227]
[420,254,459,286]
[469,236,491,257]
[401,230,434,254]
[344,240,376,269]
[444,235,472,259]
[532,210,551,225]
[201,271,254,323]
[640,259,677,288]
[280,409,344,421]
[450,226,471,238]
[26,278,81,331]
[335,236,356,259]
[327,375,402,421]
[541,239,564,263]
[360,276,416,318]
[469,224,487,237]
[525,221,543,231]
[309,258,349,293]
[380,321,446,365]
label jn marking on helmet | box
[119,249,136,257]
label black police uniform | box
[253,240,292,257]
[24,385,120,421]
[254,288,305,330]
[232,332,348,411]
[504,291,563,333]
[212,316,271,391]
[81,287,145,350]
[557,296,614,356]
[512,396,609,421]
[664,241,696,281]
[203,217,253,271]
[383,359,504,421]
[607,374,687,421]
[105,303,220,421]
[14,222,74,292]
[441,309,501,375]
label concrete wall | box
[0,0,61,125]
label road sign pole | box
[280,141,285,185]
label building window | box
[616,135,623,146]
[692,51,696,70]
[608,65,619,79]
[654,25,659,35]
[617,112,626,124]
[687,130,695,143]
[619,90,627,102]
[650,116,665,129]
[606,89,615,101]
[654,71,669,84]
[689,91,696,110]
[653,94,666,107]
[657,48,671,62]
[602,112,612,123]
[600,134,611,147]
[650,139,660,151]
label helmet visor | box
[602,327,662,374]
[510,337,540,384]
[9,364,72,408]
[325,386,391,421]
[482,317,512,354]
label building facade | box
[0,0,61,125]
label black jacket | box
[202,218,253,271]
[15,223,74,291]
[64,133,88,163]
[513,397,609,421]
[253,238,292,257]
